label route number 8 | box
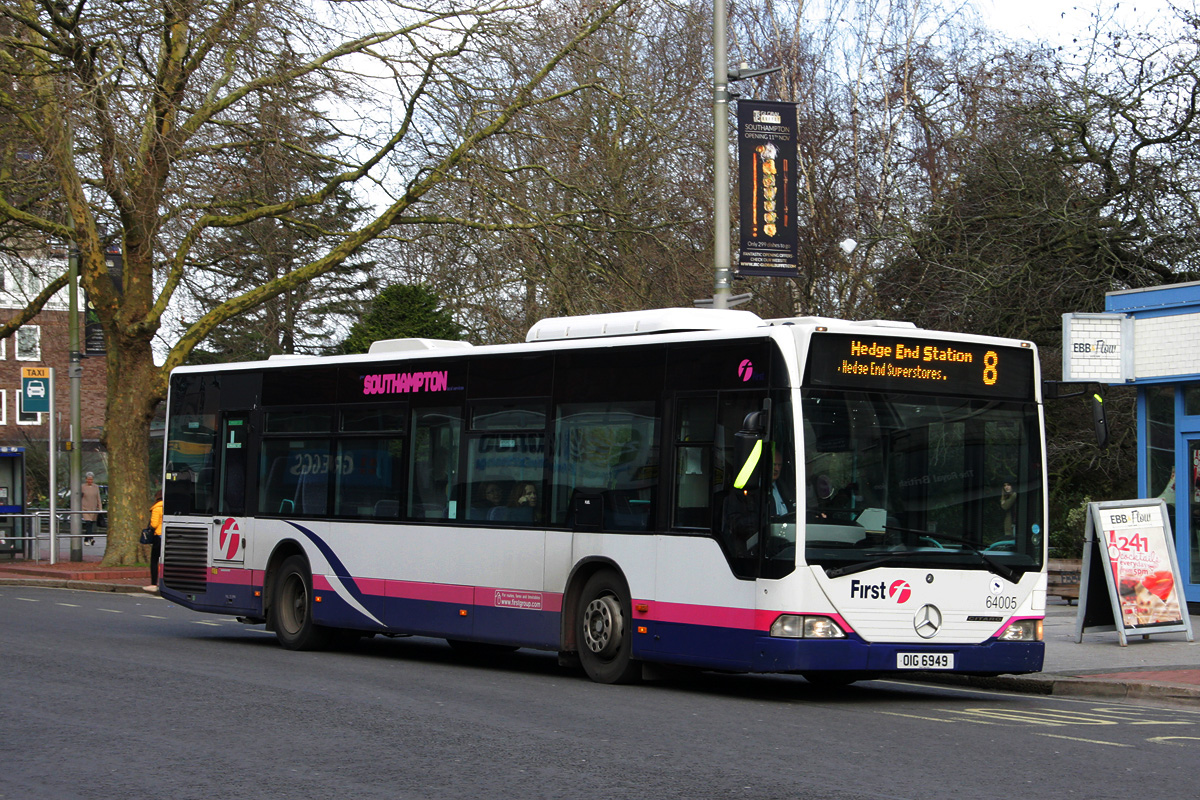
[982,351,999,386]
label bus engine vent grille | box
[162,525,208,594]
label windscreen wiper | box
[883,525,1020,583]
[824,549,931,579]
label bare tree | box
[0,0,630,563]
[387,0,716,343]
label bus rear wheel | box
[577,571,640,684]
[273,555,331,651]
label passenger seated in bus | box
[472,482,504,520]
[505,481,541,523]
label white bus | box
[160,308,1046,684]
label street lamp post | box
[68,247,83,561]
[712,0,733,310]
[712,0,781,310]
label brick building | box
[0,253,109,494]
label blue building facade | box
[1068,282,1200,605]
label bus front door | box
[210,414,252,609]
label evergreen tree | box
[337,285,463,354]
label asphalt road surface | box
[4,586,1199,800]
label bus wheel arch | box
[262,540,306,629]
[572,565,641,684]
[559,557,622,655]
[266,548,331,651]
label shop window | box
[1145,385,1176,532]
[1184,384,1200,417]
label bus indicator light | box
[637,626,648,635]
[635,604,649,613]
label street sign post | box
[22,367,57,562]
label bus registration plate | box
[897,652,954,670]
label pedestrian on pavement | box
[145,489,163,593]
[81,472,102,546]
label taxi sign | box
[21,366,51,413]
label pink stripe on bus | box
[385,580,474,605]
[272,569,835,633]
[210,567,255,586]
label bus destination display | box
[805,332,1035,399]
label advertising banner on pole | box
[736,99,799,278]
[1075,499,1194,646]
[84,243,123,356]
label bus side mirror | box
[1092,393,1109,450]
[733,411,767,490]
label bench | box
[1048,558,1081,604]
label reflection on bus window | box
[165,414,217,515]
[260,438,332,516]
[552,402,658,531]
[334,438,405,519]
[409,407,461,520]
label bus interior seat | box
[295,469,328,515]
[374,499,400,518]
[506,506,534,523]
[567,489,603,531]
[263,457,289,514]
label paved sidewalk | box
[2,552,1198,704]
[0,549,150,592]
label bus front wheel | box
[577,571,640,684]
[272,555,331,651]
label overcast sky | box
[982,0,1186,45]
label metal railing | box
[0,510,108,564]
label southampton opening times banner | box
[1075,499,1193,646]
[736,99,799,278]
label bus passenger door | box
[211,413,251,571]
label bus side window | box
[334,439,404,518]
[671,395,717,530]
[552,402,657,531]
[257,439,332,517]
[409,407,462,520]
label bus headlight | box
[770,614,847,639]
[999,619,1043,642]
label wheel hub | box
[583,594,622,657]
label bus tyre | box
[577,571,640,684]
[273,556,331,651]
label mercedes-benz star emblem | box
[914,604,942,639]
